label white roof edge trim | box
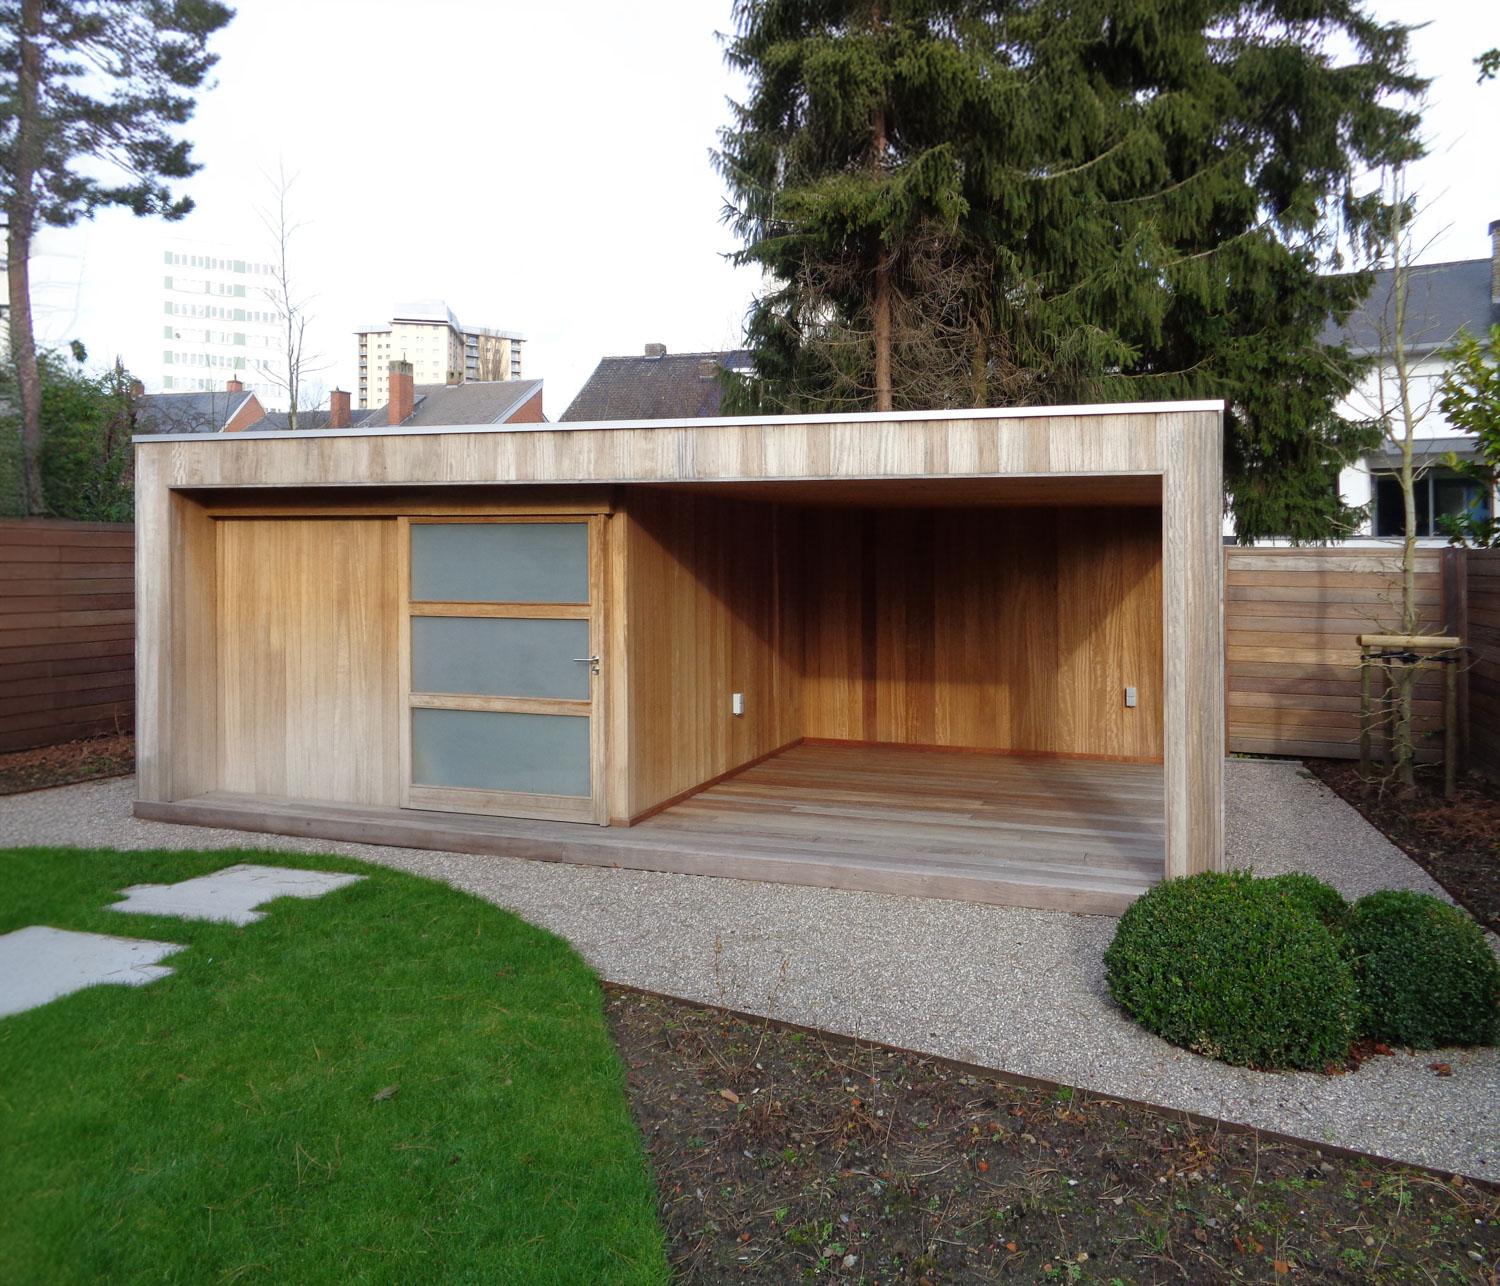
[133,398,1225,445]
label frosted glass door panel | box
[411,617,589,698]
[411,709,591,797]
[410,523,588,603]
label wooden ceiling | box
[640,475,1163,508]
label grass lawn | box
[0,847,667,1284]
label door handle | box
[572,655,601,675]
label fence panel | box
[1225,546,1449,760]
[0,519,135,753]
[1467,549,1500,779]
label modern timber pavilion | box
[133,400,1225,914]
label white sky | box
[24,0,1500,420]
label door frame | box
[397,514,608,824]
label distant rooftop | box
[354,299,524,340]
[134,388,258,435]
[1322,249,1498,357]
[561,345,755,422]
[358,378,544,429]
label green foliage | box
[0,0,234,234]
[1347,890,1500,1049]
[0,847,669,1282]
[3,0,232,514]
[0,348,135,520]
[1436,324,1499,548]
[718,0,1425,541]
[1262,872,1350,933]
[1104,872,1357,1070]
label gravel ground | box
[2,758,1496,1181]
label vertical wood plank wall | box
[216,519,401,805]
[1224,547,1448,759]
[0,519,135,752]
[1466,550,1500,779]
[618,490,801,821]
[798,506,1164,760]
[1160,411,1225,879]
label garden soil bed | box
[1307,759,1500,934]
[0,734,135,796]
[607,987,1498,1283]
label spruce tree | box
[1,0,233,514]
[717,1,1425,542]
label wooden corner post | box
[1159,408,1225,879]
[134,446,219,806]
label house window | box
[1372,468,1492,537]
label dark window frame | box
[1371,466,1492,538]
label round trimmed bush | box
[1347,890,1500,1049]
[1262,872,1349,933]
[1104,871,1357,1070]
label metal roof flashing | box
[133,399,1225,446]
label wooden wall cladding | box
[617,490,801,821]
[799,506,1165,760]
[216,518,402,805]
[1464,550,1500,780]
[1224,547,1448,760]
[0,519,135,752]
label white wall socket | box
[1124,686,1137,708]
[732,692,745,717]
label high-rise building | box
[159,239,284,407]
[354,301,524,409]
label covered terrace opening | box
[610,475,1165,912]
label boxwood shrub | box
[1261,872,1349,933]
[1104,871,1357,1071]
[1347,890,1500,1049]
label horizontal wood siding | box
[1225,547,1448,760]
[0,519,135,752]
[1467,550,1500,780]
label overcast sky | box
[25,0,1500,420]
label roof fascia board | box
[135,398,1224,445]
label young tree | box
[1,0,232,513]
[0,343,136,520]
[1340,166,1447,785]
[718,0,1424,542]
[254,162,324,429]
[1436,324,1500,548]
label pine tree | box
[1,0,233,514]
[717,1,1425,542]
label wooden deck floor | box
[137,744,1164,915]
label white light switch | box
[732,692,745,717]
[1124,686,1137,708]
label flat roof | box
[135,399,1224,445]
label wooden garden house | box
[133,400,1225,913]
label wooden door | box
[399,516,605,824]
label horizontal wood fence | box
[0,519,135,753]
[1459,550,1500,779]
[1225,547,1451,762]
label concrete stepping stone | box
[0,925,185,1019]
[110,863,364,926]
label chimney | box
[328,388,351,429]
[698,358,719,380]
[388,360,414,426]
[644,342,666,359]
[226,377,244,393]
[1490,219,1500,308]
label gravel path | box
[2,759,1496,1180]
